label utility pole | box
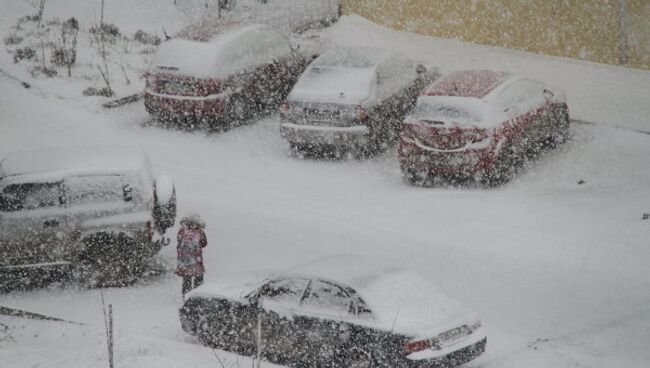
[618,0,629,66]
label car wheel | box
[551,106,570,146]
[346,349,373,368]
[227,95,247,124]
[480,145,518,187]
[402,167,429,186]
[74,233,143,287]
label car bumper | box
[280,122,371,147]
[144,90,228,119]
[0,261,71,271]
[407,337,487,368]
[398,137,493,176]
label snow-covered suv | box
[0,147,176,285]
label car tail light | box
[279,100,290,118]
[146,220,154,241]
[196,79,220,96]
[144,73,157,91]
[402,339,434,353]
[467,129,489,144]
[356,105,368,122]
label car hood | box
[289,66,375,105]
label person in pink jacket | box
[176,214,208,296]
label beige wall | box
[341,0,650,70]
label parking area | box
[1,11,650,368]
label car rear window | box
[0,182,63,212]
[314,48,381,69]
[412,101,483,125]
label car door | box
[261,31,290,104]
[293,279,359,367]
[494,81,529,153]
[0,181,69,265]
[193,296,258,354]
[253,277,311,365]
[223,34,264,118]
[377,58,420,144]
[515,80,551,152]
[64,174,136,242]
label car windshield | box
[302,280,353,314]
[412,100,483,124]
[66,175,136,206]
[256,278,310,305]
[313,48,382,69]
[0,181,63,212]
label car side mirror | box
[543,88,554,101]
[153,175,176,234]
[122,183,133,202]
[247,295,260,307]
[416,64,427,74]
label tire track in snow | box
[571,118,650,136]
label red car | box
[398,70,570,185]
[144,22,308,128]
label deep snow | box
[1,5,650,368]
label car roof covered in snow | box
[312,47,398,68]
[152,23,276,78]
[0,147,149,180]
[425,70,512,98]
[175,19,254,42]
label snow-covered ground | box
[1,3,650,368]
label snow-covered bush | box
[133,30,161,46]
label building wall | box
[341,0,650,70]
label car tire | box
[74,233,143,287]
[346,349,374,368]
[402,167,429,186]
[550,106,570,146]
[480,144,518,187]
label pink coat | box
[175,226,207,277]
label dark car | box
[144,22,309,128]
[180,257,486,368]
[280,47,438,156]
[398,70,570,185]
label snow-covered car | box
[179,257,487,368]
[279,47,438,155]
[398,70,570,185]
[144,22,309,127]
[0,147,176,285]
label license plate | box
[304,108,340,122]
[439,326,468,342]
